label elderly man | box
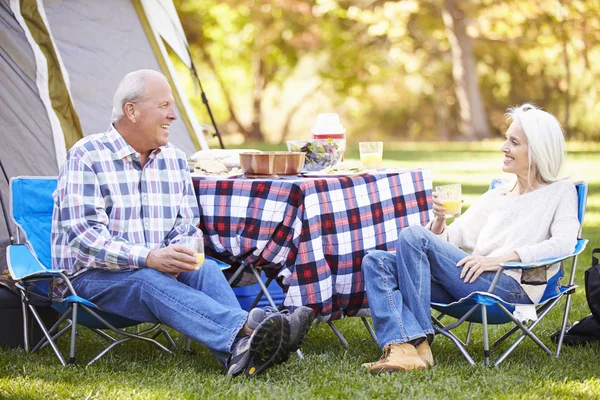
[51,69,313,377]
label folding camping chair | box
[431,180,588,366]
[6,176,177,365]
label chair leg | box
[27,304,67,366]
[465,322,473,345]
[481,305,490,367]
[248,266,304,359]
[433,326,476,365]
[361,317,377,345]
[328,321,349,347]
[69,303,79,364]
[160,328,178,350]
[555,292,573,358]
[493,303,553,367]
[21,298,29,352]
[33,309,73,352]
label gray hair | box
[111,69,166,122]
[505,103,566,184]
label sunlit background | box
[171,0,600,147]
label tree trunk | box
[442,0,490,140]
[248,57,266,142]
[559,4,570,136]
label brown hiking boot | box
[415,340,434,367]
[367,343,428,374]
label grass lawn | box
[1,141,599,399]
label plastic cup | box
[435,184,462,218]
[312,113,346,157]
[178,230,205,269]
[359,142,383,169]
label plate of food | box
[191,159,243,178]
[301,161,370,177]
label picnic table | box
[192,169,432,321]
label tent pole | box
[0,158,15,244]
[189,60,225,149]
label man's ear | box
[124,103,138,123]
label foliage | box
[174,0,600,144]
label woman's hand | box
[430,192,447,234]
[456,255,504,283]
[456,252,521,283]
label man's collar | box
[108,125,163,160]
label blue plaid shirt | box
[51,126,199,277]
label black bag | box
[552,248,600,345]
[585,249,600,322]
[0,275,59,348]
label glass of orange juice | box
[359,142,383,169]
[179,230,205,270]
[435,184,462,218]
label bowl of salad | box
[286,139,344,172]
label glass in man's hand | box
[178,230,205,270]
[435,184,462,218]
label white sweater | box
[439,179,579,304]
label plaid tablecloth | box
[193,169,432,321]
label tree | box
[442,0,490,139]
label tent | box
[0,0,210,270]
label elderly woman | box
[362,104,579,373]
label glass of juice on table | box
[435,184,462,218]
[179,230,205,269]
[359,141,383,169]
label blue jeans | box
[71,259,247,364]
[362,225,532,350]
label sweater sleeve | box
[514,182,579,263]
[446,190,495,252]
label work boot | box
[368,343,428,374]
[415,340,434,367]
[226,312,291,377]
[248,306,315,356]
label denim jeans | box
[71,259,247,364]
[362,225,532,350]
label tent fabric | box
[0,0,210,272]
[42,0,194,151]
[1,0,60,270]
[20,0,84,150]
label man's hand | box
[456,252,521,283]
[146,245,198,275]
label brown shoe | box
[415,340,434,367]
[368,343,428,374]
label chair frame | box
[7,176,176,366]
[432,180,588,366]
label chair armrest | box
[6,244,66,280]
[205,255,231,270]
[500,239,588,270]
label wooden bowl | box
[239,152,305,176]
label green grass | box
[1,141,599,399]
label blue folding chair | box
[431,180,588,366]
[6,176,176,365]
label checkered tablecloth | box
[193,169,432,321]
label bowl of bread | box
[238,152,305,176]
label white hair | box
[505,103,566,184]
[111,69,166,122]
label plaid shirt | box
[51,126,199,277]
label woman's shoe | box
[368,343,428,374]
[415,340,434,367]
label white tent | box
[0,0,209,269]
